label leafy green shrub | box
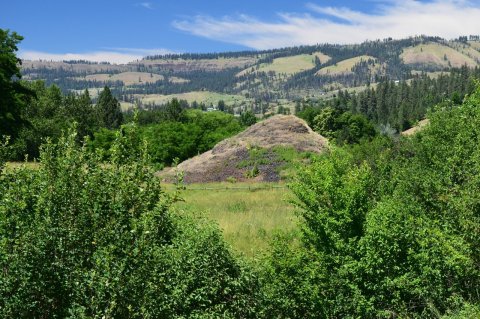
[313,107,377,145]
[296,106,322,128]
[0,128,260,318]
[0,136,10,170]
[441,303,480,319]
[266,86,480,317]
[239,111,257,127]
[90,110,243,167]
[260,234,330,318]
[88,127,117,159]
[244,163,260,178]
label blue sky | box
[2,0,480,63]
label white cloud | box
[19,48,176,64]
[173,0,480,49]
[138,2,153,10]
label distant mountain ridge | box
[21,35,480,110]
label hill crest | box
[158,115,328,183]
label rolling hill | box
[158,115,328,183]
[315,55,382,76]
[401,42,478,69]
[21,36,480,113]
[237,52,330,77]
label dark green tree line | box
[299,66,480,132]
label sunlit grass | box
[400,43,477,68]
[237,52,331,77]
[5,161,40,171]
[317,55,380,76]
[167,182,300,258]
[5,162,300,258]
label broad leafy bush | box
[141,121,202,166]
[269,86,480,317]
[260,234,329,318]
[90,110,243,167]
[0,127,260,318]
[313,107,377,145]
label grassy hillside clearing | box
[22,60,128,73]
[137,91,249,106]
[468,40,480,50]
[120,102,135,111]
[167,182,299,257]
[83,71,164,86]
[23,56,258,74]
[451,44,480,63]
[67,90,247,111]
[401,42,478,68]
[316,55,381,76]
[237,52,331,77]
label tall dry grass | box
[169,182,299,258]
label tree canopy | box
[265,85,480,318]
[96,86,123,129]
[0,29,33,138]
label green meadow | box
[167,182,300,258]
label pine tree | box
[217,100,225,112]
[164,98,185,122]
[65,89,97,141]
[96,86,123,129]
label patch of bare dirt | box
[157,115,328,183]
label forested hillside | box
[299,66,480,131]
[22,36,480,110]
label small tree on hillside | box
[240,111,257,126]
[217,100,226,112]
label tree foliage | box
[313,107,377,144]
[0,29,34,138]
[0,126,260,318]
[239,111,257,127]
[10,81,99,160]
[90,109,243,167]
[271,85,480,317]
[97,86,123,129]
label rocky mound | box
[157,115,328,183]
